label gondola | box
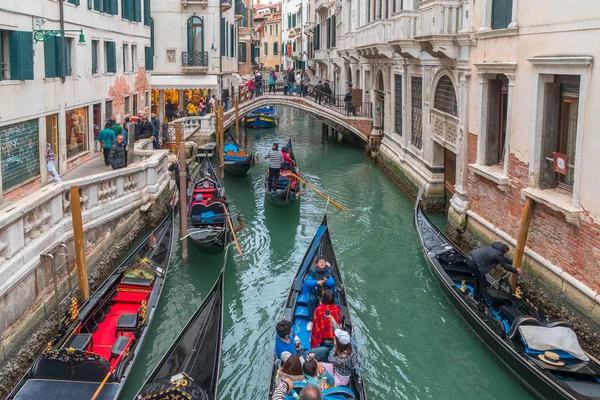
[413,198,600,400]
[187,156,232,255]
[8,210,174,400]
[264,139,301,207]
[268,214,367,400]
[135,269,225,400]
[246,106,280,128]
[223,130,256,177]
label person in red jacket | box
[310,289,341,349]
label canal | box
[121,107,532,399]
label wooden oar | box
[222,205,243,256]
[91,335,135,400]
[286,172,345,211]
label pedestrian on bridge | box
[108,134,127,170]
[269,71,276,94]
[97,123,117,166]
[288,69,296,95]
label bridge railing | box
[221,81,372,119]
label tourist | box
[45,144,61,182]
[108,134,127,170]
[323,81,332,105]
[269,71,277,93]
[199,98,206,116]
[168,159,191,193]
[268,143,283,191]
[310,289,341,349]
[466,242,522,299]
[303,257,335,332]
[209,95,216,113]
[247,78,255,99]
[303,358,335,389]
[288,69,296,95]
[166,99,175,122]
[275,320,302,359]
[272,380,322,400]
[275,353,305,384]
[106,115,116,128]
[111,118,122,137]
[122,116,130,165]
[255,71,263,96]
[321,317,359,387]
[283,70,289,95]
[315,81,324,104]
[344,90,353,116]
[302,73,310,97]
[97,122,117,166]
[135,115,154,140]
[295,70,302,95]
[186,101,197,116]
[151,112,160,149]
[281,147,294,170]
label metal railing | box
[182,51,209,67]
[222,80,373,119]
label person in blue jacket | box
[304,257,335,332]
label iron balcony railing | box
[182,51,209,67]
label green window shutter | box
[144,46,153,70]
[292,41,296,52]
[287,14,291,29]
[134,0,142,22]
[110,0,118,14]
[68,0,80,5]
[106,42,116,73]
[123,0,133,20]
[122,45,126,72]
[88,0,93,9]
[220,18,225,57]
[92,42,97,74]
[187,18,194,53]
[273,41,277,55]
[491,0,512,30]
[143,0,150,26]
[230,24,234,57]
[9,31,34,80]
[264,43,268,57]
[44,36,60,78]
[292,14,296,27]
[94,0,103,12]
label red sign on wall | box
[553,152,568,175]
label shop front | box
[150,75,219,122]
[66,107,88,160]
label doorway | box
[46,114,59,170]
[444,148,456,209]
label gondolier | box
[466,242,522,299]
[267,143,283,191]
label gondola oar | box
[222,204,243,256]
[91,335,135,400]
[286,172,345,211]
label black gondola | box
[414,199,600,400]
[223,130,256,177]
[135,269,225,400]
[268,214,367,400]
[8,210,175,400]
[187,156,232,255]
[264,139,301,207]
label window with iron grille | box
[124,96,130,114]
[105,100,113,120]
[394,74,402,136]
[411,76,422,149]
[434,76,458,116]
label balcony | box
[413,0,463,59]
[235,1,247,22]
[221,0,231,11]
[315,0,330,12]
[355,21,394,59]
[181,0,207,7]
[389,10,420,58]
[182,51,209,74]
[431,108,458,152]
[313,49,328,62]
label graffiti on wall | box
[0,120,40,191]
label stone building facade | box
[311,0,600,316]
[0,0,152,202]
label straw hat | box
[538,351,565,367]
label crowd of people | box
[272,257,360,400]
[242,68,336,103]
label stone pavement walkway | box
[60,154,110,181]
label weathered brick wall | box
[466,149,600,291]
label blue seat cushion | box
[225,156,247,162]
[297,292,309,305]
[323,386,356,399]
[295,306,308,318]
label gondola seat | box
[500,306,525,323]
[111,335,131,358]
[322,387,357,399]
[294,305,309,318]
[69,333,93,351]
[31,357,73,380]
[297,292,309,305]
[115,313,138,335]
[225,155,248,162]
[72,358,112,382]
[483,288,511,307]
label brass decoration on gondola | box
[45,341,53,353]
[70,297,79,320]
[138,300,148,327]
[514,286,523,299]
[460,280,466,293]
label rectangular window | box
[124,95,130,114]
[287,14,291,29]
[44,36,62,78]
[64,37,73,76]
[491,0,513,30]
[166,49,176,63]
[394,74,402,136]
[143,0,151,26]
[270,25,273,35]
[133,0,142,22]
[144,46,153,70]
[238,42,247,62]
[540,75,580,190]
[292,40,296,52]
[485,75,509,165]
[273,41,278,55]
[276,24,278,35]
[131,44,137,72]
[66,107,88,159]
[105,41,116,73]
[0,31,9,80]
[122,43,128,72]
[94,0,103,12]
[103,0,118,14]
[122,0,134,20]
[105,99,113,120]
[292,14,296,27]
[3,30,34,81]
[264,43,268,57]
[67,0,80,5]
[230,24,234,58]
[220,18,226,57]
[132,93,138,115]
[92,40,99,74]
[411,76,423,149]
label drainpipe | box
[59,0,66,83]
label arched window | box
[434,76,458,117]
[187,17,204,54]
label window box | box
[521,187,581,227]
[469,163,509,191]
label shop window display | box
[66,107,88,159]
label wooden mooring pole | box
[235,95,240,143]
[219,105,225,178]
[70,185,89,301]
[179,142,188,261]
[511,197,535,292]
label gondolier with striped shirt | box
[268,143,284,191]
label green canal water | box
[120,107,532,399]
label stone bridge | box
[221,95,374,144]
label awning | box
[151,75,219,90]
[295,3,302,13]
